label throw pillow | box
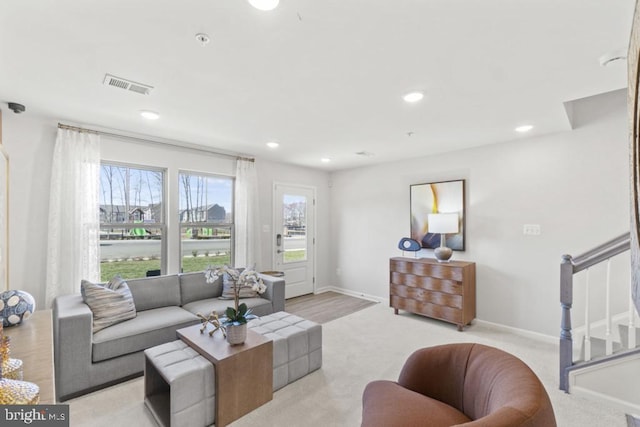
[219,272,258,300]
[81,275,137,333]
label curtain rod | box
[57,123,254,162]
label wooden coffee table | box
[176,324,273,427]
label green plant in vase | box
[204,265,266,344]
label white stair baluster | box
[630,283,637,349]
[605,259,613,355]
[584,268,591,361]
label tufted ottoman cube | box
[144,341,215,427]
[248,311,322,391]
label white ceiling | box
[0,1,635,170]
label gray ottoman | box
[248,311,323,391]
[144,341,215,427]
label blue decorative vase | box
[0,291,36,327]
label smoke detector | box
[103,74,153,95]
[195,33,211,47]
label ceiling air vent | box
[103,74,153,95]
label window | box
[179,172,234,273]
[99,163,165,281]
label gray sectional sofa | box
[53,271,285,401]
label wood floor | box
[284,291,377,324]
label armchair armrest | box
[53,294,93,401]
[259,274,285,313]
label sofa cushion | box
[92,306,199,362]
[81,276,137,333]
[182,296,272,318]
[127,275,181,311]
[179,272,222,305]
[361,380,472,427]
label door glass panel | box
[282,194,307,263]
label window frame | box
[99,161,168,277]
[178,169,235,272]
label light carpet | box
[68,303,628,426]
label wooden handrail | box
[570,233,630,271]
[559,232,630,392]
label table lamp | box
[428,213,459,262]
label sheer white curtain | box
[234,159,260,269]
[45,128,100,308]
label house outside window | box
[179,171,234,273]
[99,162,165,281]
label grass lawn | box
[100,250,305,281]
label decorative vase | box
[225,323,247,345]
[0,290,36,327]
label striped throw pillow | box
[219,272,258,300]
[81,276,137,333]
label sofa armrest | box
[53,294,94,401]
[259,274,285,313]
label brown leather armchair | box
[362,343,556,427]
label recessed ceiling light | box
[248,0,279,11]
[321,158,331,163]
[403,91,424,103]
[140,110,160,120]
[515,125,533,133]
[266,141,279,149]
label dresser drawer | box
[390,272,462,295]
[390,283,462,309]
[390,295,463,324]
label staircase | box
[560,233,640,417]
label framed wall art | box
[410,179,465,250]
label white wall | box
[1,113,331,308]
[329,89,630,336]
[0,88,629,336]
[3,113,57,307]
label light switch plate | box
[523,224,541,235]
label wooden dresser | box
[390,257,476,331]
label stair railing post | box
[560,254,574,392]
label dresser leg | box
[394,308,399,315]
[457,324,463,332]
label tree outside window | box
[99,163,165,281]
[179,172,234,272]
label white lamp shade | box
[428,213,459,234]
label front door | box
[273,183,315,298]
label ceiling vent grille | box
[103,74,153,95]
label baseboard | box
[472,318,557,344]
[319,286,556,343]
[570,384,640,416]
[314,286,385,304]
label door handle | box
[277,249,284,254]
[276,234,282,246]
